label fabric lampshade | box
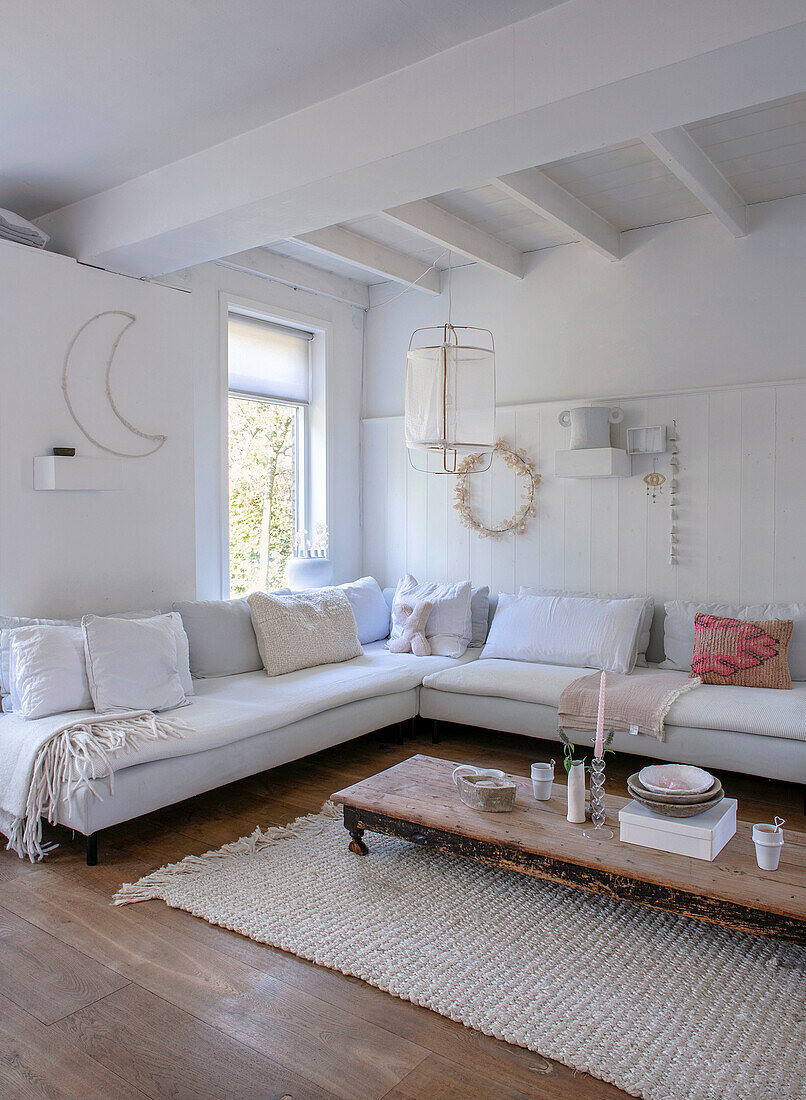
[405,325,495,472]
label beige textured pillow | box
[247,590,362,676]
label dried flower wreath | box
[453,439,539,539]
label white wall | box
[0,240,195,617]
[361,198,806,625]
[365,195,806,416]
[190,262,365,598]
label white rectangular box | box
[554,447,631,478]
[33,456,121,491]
[618,798,737,861]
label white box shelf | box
[627,426,666,454]
[554,447,631,479]
[34,456,121,491]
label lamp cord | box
[367,248,449,310]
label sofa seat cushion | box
[423,661,806,741]
[97,643,479,775]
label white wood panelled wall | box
[362,381,805,612]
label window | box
[227,312,313,595]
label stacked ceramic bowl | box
[627,764,724,818]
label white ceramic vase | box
[284,555,334,590]
[566,760,587,823]
[558,406,624,450]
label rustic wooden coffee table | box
[332,754,806,944]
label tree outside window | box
[228,395,298,594]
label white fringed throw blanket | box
[0,708,185,861]
[558,670,702,741]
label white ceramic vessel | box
[752,822,785,870]
[639,763,714,795]
[531,761,554,801]
[566,760,586,823]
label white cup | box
[531,761,554,801]
[752,822,784,870]
[452,764,506,788]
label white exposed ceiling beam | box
[216,246,370,309]
[381,200,523,279]
[293,226,441,295]
[492,168,621,260]
[642,127,747,237]
[34,7,805,275]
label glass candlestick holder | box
[583,744,614,840]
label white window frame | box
[220,295,329,598]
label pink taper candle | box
[594,669,606,758]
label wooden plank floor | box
[0,721,801,1100]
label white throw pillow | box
[247,590,362,676]
[0,608,192,710]
[390,576,472,658]
[7,625,93,720]
[336,577,390,644]
[520,587,654,665]
[661,600,806,679]
[1,615,67,711]
[482,592,646,674]
[82,613,187,712]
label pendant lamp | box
[405,322,496,473]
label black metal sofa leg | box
[431,719,440,744]
[86,833,98,866]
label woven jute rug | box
[115,803,806,1100]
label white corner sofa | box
[11,586,806,864]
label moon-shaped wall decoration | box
[61,310,168,458]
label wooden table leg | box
[349,828,369,856]
[343,806,369,855]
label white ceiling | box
[264,91,806,285]
[0,0,565,219]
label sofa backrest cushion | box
[390,576,472,658]
[482,592,647,674]
[384,583,489,647]
[336,577,390,645]
[173,593,289,678]
[662,600,806,680]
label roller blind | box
[228,313,312,403]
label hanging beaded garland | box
[668,420,680,565]
[454,439,539,539]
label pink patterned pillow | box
[691,614,793,689]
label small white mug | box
[752,820,785,871]
[452,764,506,788]
[531,761,554,801]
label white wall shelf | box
[554,447,631,478]
[34,456,121,491]
[628,426,667,454]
